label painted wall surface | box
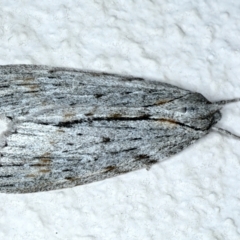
[0,1,240,239]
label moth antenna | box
[212,98,240,106]
[212,127,240,140]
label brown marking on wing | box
[29,153,51,172]
[26,174,37,178]
[40,152,51,165]
[109,113,123,118]
[39,169,51,173]
[158,118,177,127]
[85,112,94,116]
[65,177,80,181]
[49,140,55,145]
[64,112,76,119]
[34,153,52,174]
[57,128,65,133]
[28,84,39,92]
[85,107,97,117]
[155,99,170,105]
[104,165,116,172]
[24,77,35,81]
[134,154,150,161]
[90,72,102,77]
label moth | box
[0,65,238,193]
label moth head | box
[168,93,224,131]
[172,93,240,136]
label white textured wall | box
[0,1,240,239]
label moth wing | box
[0,120,206,193]
[0,64,190,117]
[0,65,201,193]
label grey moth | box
[0,65,238,193]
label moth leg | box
[145,164,151,171]
[145,160,159,171]
[0,115,13,147]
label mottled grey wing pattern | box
[0,65,208,193]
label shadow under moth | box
[0,65,238,193]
